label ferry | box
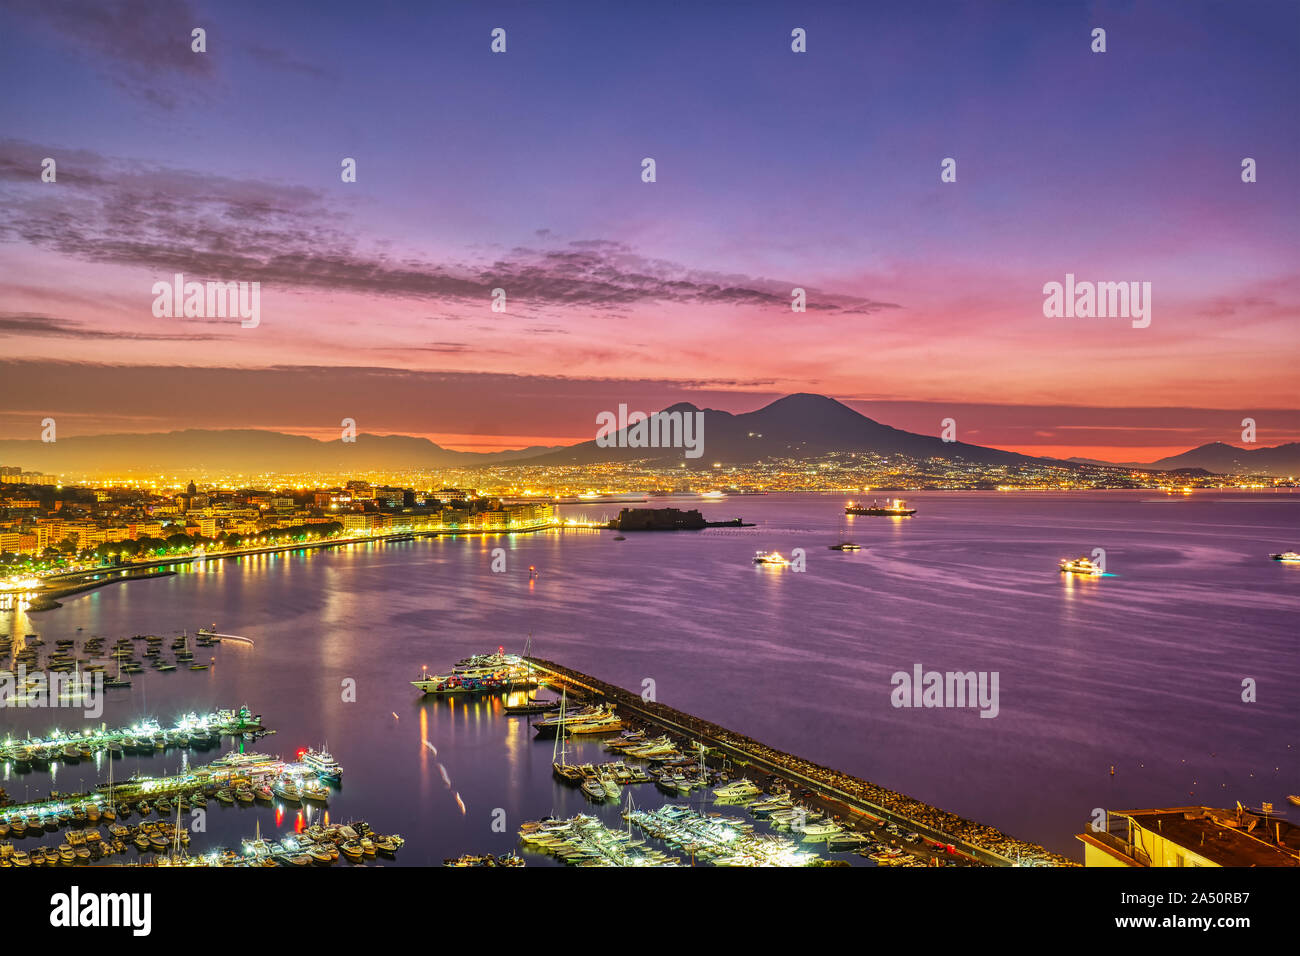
[753,551,790,566]
[845,498,916,516]
[1059,556,1104,576]
[300,748,343,780]
[1269,551,1300,563]
[411,649,539,696]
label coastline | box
[18,522,563,611]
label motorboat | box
[713,778,762,799]
[1060,555,1104,575]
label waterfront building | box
[1078,806,1300,867]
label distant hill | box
[0,429,559,476]
[8,396,1288,478]
[1070,442,1300,477]
[514,393,1073,468]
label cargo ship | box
[845,498,916,516]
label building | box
[1078,806,1300,867]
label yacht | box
[410,650,538,696]
[1269,551,1300,563]
[300,748,343,780]
[1059,555,1104,576]
[828,541,861,551]
[795,819,844,841]
[714,778,762,799]
[753,551,790,566]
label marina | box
[0,707,267,771]
[522,658,1076,867]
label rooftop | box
[1086,806,1300,867]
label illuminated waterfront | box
[1,491,1296,864]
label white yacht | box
[713,778,762,799]
[795,819,844,841]
[1059,555,1104,576]
[300,748,343,780]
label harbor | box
[521,658,1076,867]
[0,707,267,771]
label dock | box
[526,658,1076,867]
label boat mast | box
[551,686,566,770]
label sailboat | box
[505,635,560,714]
[104,658,131,689]
[551,689,583,784]
[101,756,117,823]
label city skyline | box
[2,0,1297,461]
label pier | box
[526,658,1076,867]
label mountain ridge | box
[1,395,1292,476]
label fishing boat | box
[270,779,301,804]
[581,776,607,801]
[307,845,333,865]
[300,781,331,804]
[1059,555,1104,576]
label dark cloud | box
[0,140,901,317]
[0,312,222,341]
[8,0,215,108]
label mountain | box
[0,429,559,476]
[512,393,1073,468]
[1144,442,1300,477]
[1069,442,1300,476]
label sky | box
[0,0,1297,461]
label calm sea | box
[2,490,1297,864]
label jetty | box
[526,658,1075,867]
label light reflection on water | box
[0,491,1296,863]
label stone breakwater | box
[529,658,1077,867]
